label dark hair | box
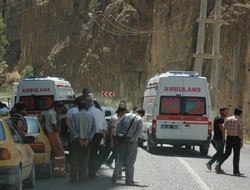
[14,102,26,112]
[234,108,242,116]
[219,107,228,112]
[82,87,90,94]
[54,101,64,108]
[74,97,82,105]
[115,106,127,113]
[78,101,87,110]
[136,108,145,117]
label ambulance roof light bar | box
[166,71,199,77]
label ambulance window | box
[184,97,206,116]
[160,97,180,115]
[38,96,53,110]
[20,95,54,111]
[20,96,35,110]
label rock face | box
[2,0,250,134]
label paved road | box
[27,143,250,190]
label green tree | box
[0,17,8,72]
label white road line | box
[178,157,209,190]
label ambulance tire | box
[146,132,155,153]
[200,146,209,156]
[185,145,191,149]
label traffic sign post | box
[101,91,115,97]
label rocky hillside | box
[1,0,250,135]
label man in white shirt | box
[85,97,107,178]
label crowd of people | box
[0,86,145,185]
[1,87,245,185]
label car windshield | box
[0,122,6,141]
[26,118,40,133]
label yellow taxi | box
[25,116,52,177]
[0,116,36,190]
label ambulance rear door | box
[155,76,184,140]
[181,77,209,141]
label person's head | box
[116,106,127,117]
[82,87,90,98]
[219,107,228,117]
[234,108,242,116]
[74,97,82,106]
[14,102,26,114]
[53,101,64,114]
[78,101,87,111]
[136,108,145,117]
[85,97,94,109]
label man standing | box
[85,97,107,178]
[112,108,145,185]
[76,87,102,110]
[96,106,127,170]
[45,102,68,177]
[206,107,228,171]
[215,108,244,176]
[69,101,96,183]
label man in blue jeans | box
[206,107,228,172]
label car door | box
[7,121,33,180]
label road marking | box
[178,157,209,190]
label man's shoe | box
[234,172,244,176]
[206,162,211,171]
[111,174,117,183]
[125,180,139,185]
[215,165,224,174]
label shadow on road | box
[140,146,210,159]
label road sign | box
[101,91,115,97]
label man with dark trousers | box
[85,97,107,178]
[206,107,228,171]
[215,108,244,176]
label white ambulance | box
[142,71,212,155]
[15,76,75,115]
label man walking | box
[45,102,68,177]
[206,107,228,171]
[69,101,96,183]
[111,108,145,185]
[215,108,244,176]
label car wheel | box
[200,145,209,156]
[15,167,22,190]
[46,159,53,178]
[25,164,36,188]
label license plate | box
[161,124,178,129]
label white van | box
[15,76,75,115]
[142,71,212,155]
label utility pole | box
[193,0,223,110]
[193,0,223,84]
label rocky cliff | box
[2,0,250,135]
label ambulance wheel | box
[185,145,191,149]
[146,132,154,153]
[200,146,209,156]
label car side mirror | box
[25,136,35,143]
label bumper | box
[34,152,51,166]
[0,166,19,185]
[149,134,211,147]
